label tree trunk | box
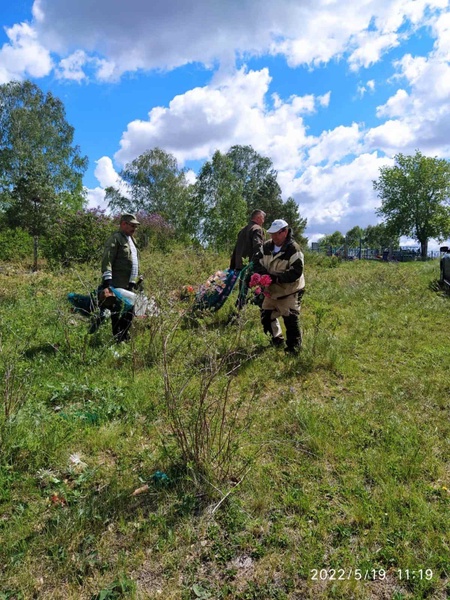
[420,239,428,259]
[33,235,39,272]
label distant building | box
[311,242,320,251]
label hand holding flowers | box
[249,272,273,300]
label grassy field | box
[0,249,449,600]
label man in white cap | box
[253,219,305,354]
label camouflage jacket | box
[101,230,139,289]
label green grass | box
[0,250,449,599]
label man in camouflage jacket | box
[101,213,141,342]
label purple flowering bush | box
[133,211,175,250]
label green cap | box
[121,213,140,225]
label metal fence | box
[311,246,441,261]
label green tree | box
[226,145,308,244]
[105,147,197,236]
[319,231,345,251]
[0,80,88,267]
[345,225,364,248]
[195,150,247,252]
[374,150,450,258]
[363,223,399,251]
[282,197,308,246]
[226,144,275,211]
[251,172,284,221]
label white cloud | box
[432,10,450,57]
[185,169,197,185]
[94,156,120,188]
[357,79,376,98]
[95,156,131,195]
[0,0,436,82]
[349,31,400,70]
[376,88,411,118]
[397,54,450,103]
[366,119,416,152]
[292,152,391,236]
[55,50,88,81]
[0,22,52,83]
[393,54,428,85]
[318,92,331,107]
[31,0,311,78]
[85,186,108,210]
[94,58,118,82]
[86,157,129,210]
[114,67,327,171]
[270,4,370,67]
[306,124,362,166]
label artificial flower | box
[249,273,261,287]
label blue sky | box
[1,0,450,247]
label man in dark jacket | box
[230,209,265,270]
[101,213,141,342]
[254,219,305,355]
[230,209,265,309]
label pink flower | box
[249,273,261,287]
[260,274,272,287]
[263,291,271,298]
[254,286,262,295]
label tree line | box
[0,81,306,266]
[105,145,308,251]
[1,80,449,266]
[317,223,399,254]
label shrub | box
[0,227,34,261]
[41,209,176,268]
[305,250,341,268]
[41,209,115,267]
[161,316,255,486]
[134,211,175,251]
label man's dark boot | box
[285,345,300,356]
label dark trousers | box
[235,276,247,310]
[111,309,134,343]
[261,309,302,350]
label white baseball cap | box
[267,219,288,233]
